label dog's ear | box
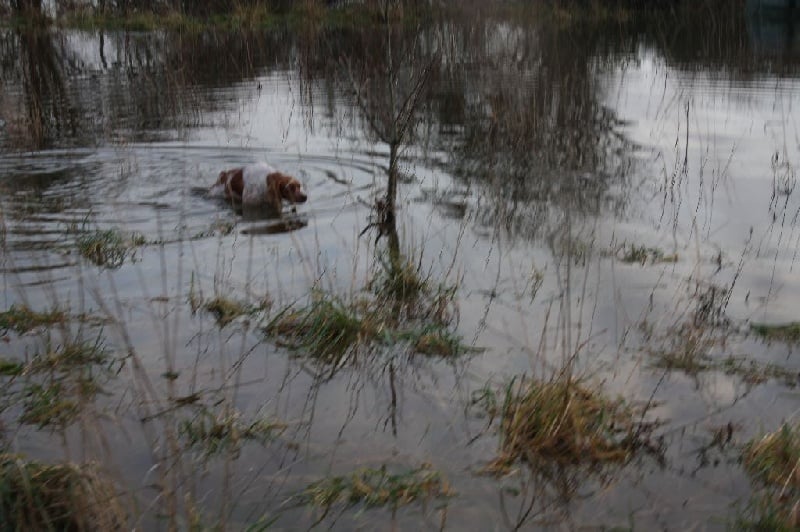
[283,178,307,203]
[265,172,285,206]
[280,178,293,198]
[273,174,294,200]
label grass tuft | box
[0,305,67,335]
[743,423,800,491]
[19,383,81,429]
[412,328,470,357]
[179,411,286,458]
[740,423,800,529]
[266,293,367,364]
[649,320,798,388]
[484,375,660,475]
[0,359,24,376]
[0,335,114,430]
[297,464,454,512]
[371,255,429,304]
[265,286,473,368]
[369,251,459,325]
[0,454,126,531]
[202,296,269,327]
[616,243,677,265]
[75,228,146,269]
[751,322,800,344]
[649,321,717,376]
[263,250,465,368]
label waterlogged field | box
[2,4,800,529]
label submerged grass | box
[647,315,798,387]
[179,411,286,458]
[0,335,114,430]
[0,454,126,531]
[751,322,800,344]
[19,382,82,429]
[263,247,467,367]
[266,293,368,364]
[265,283,472,368]
[202,296,269,327]
[740,423,800,529]
[28,337,110,372]
[615,243,678,265]
[720,357,799,388]
[412,328,465,357]
[655,350,800,388]
[75,228,146,269]
[371,255,430,304]
[648,321,718,376]
[0,305,67,335]
[484,375,660,475]
[297,464,454,512]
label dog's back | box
[241,163,277,205]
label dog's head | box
[269,172,307,205]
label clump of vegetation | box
[692,284,730,327]
[0,454,126,531]
[644,280,761,384]
[412,328,464,357]
[751,322,800,345]
[648,321,719,376]
[646,300,798,388]
[655,347,799,388]
[616,243,678,265]
[201,296,269,327]
[369,252,458,325]
[0,336,114,430]
[740,423,800,529]
[720,357,799,388]
[187,276,271,327]
[371,255,429,304]
[75,228,147,269]
[179,410,286,458]
[482,375,660,475]
[297,464,454,513]
[265,284,472,371]
[0,304,67,335]
[743,424,800,487]
[29,337,110,372]
[552,233,591,266]
[264,249,465,369]
[191,219,236,240]
[266,293,369,365]
[19,382,82,429]
[0,359,24,376]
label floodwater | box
[2,3,800,530]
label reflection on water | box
[240,216,309,235]
[2,3,800,529]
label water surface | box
[2,6,800,529]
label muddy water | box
[2,5,800,530]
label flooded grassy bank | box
[2,0,800,529]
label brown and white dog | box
[210,162,307,212]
